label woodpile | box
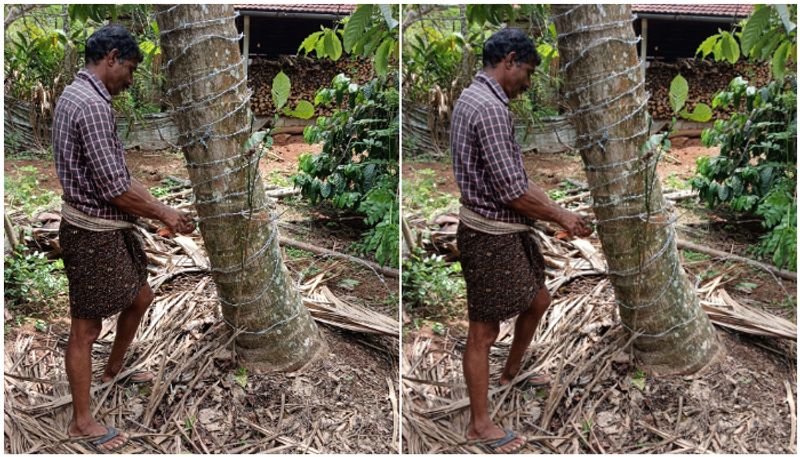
[248,55,373,117]
[645,58,772,120]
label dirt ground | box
[402,143,797,453]
[4,135,399,453]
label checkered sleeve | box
[76,101,131,201]
[474,106,528,204]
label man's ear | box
[107,48,121,66]
[504,51,517,69]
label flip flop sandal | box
[93,426,127,452]
[71,426,127,453]
[521,372,551,388]
[478,428,525,454]
[119,370,154,386]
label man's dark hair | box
[482,28,540,68]
[85,24,142,64]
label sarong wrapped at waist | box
[59,205,148,319]
[457,207,545,322]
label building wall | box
[633,18,736,61]
[235,15,339,58]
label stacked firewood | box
[646,58,772,119]
[248,55,373,116]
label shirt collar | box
[475,70,509,106]
[77,68,112,103]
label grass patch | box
[664,172,690,191]
[402,168,459,220]
[4,165,58,216]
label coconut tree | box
[552,4,718,374]
[155,4,324,371]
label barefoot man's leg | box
[464,320,525,452]
[500,286,551,385]
[101,284,155,383]
[66,318,128,450]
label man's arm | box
[508,181,592,237]
[111,178,195,234]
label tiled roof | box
[632,4,754,18]
[235,4,355,15]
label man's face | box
[501,51,536,99]
[505,58,536,100]
[105,50,139,96]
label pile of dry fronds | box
[4,207,399,454]
[403,218,796,454]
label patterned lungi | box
[59,221,148,319]
[457,224,545,322]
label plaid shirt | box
[451,71,532,224]
[53,69,134,221]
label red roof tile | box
[632,4,754,18]
[235,4,355,15]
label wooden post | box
[641,17,648,78]
[243,14,250,77]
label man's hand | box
[160,208,195,235]
[557,210,593,238]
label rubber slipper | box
[473,428,525,454]
[465,428,525,454]
[71,426,128,453]
[521,372,551,388]
[119,370,154,386]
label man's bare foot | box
[68,419,128,451]
[100,369,154,384]
[467,422,525,453]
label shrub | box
[691,77,797,269]
[293,72,399,267]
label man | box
[451,28,592,453]
[54,25,195,451]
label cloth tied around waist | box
[61,203,137,232]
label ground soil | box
[403,144,797,453]
[4,135,398,453]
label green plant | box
[691,77,796,269]
[293,73,399,267]
[4,166,58,215]
[299,4,398,76]
[402,250,465,319]
[664,172,690,191]
[696,4,796,80]
[4,248,68,318]
[401,168,459,220]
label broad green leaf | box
[343,5,373,53]
[243,131,267,152]
[775,4,797,34]
[284,100,315,119]
[374,38,393,76]
[378,4,398,30]
[679,103,713,122]
[712,38,725,61]
[772,41,790,80]
[669,74,688,113]
[271,71,291,110]
[323,30,342,60]
[720,32,740,64]
[298,31,322,54]
[696,35,718,57]
[741,6,770,56]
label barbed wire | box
[555,8,701,339]
[155,6,305,337]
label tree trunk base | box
[239,333,329,373]
[637,333,723,377]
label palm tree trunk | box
[155,4,324,372]
[553,4,718,374]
